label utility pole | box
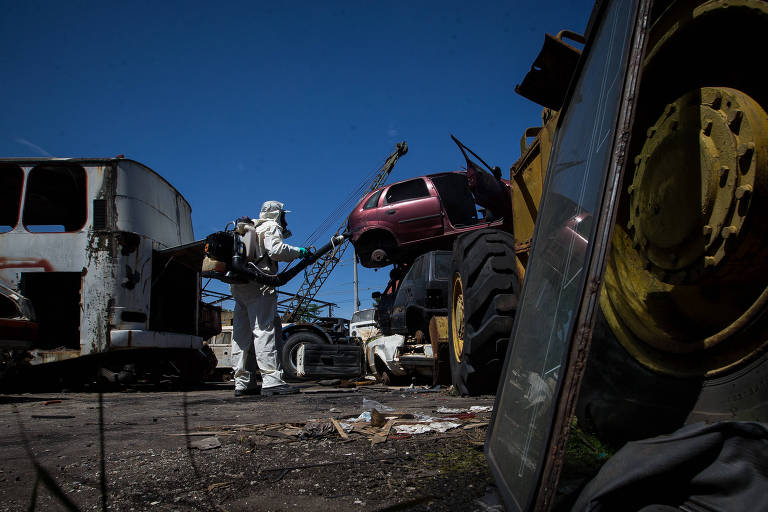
[353,249,359,313]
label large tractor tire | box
[448,229,520,395]
[281,331,324,381]
[577,0,768,445]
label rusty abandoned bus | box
[0,158,219,388]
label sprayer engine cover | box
[204,231,235,263]
[201,230,247,283]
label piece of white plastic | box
[435,407,465,414]
[362,397,394,413]
[393,421,462,434]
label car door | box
[381,178,443,244]
[390,256,424,333]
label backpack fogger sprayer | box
[201,223,348,286]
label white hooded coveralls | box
[230,202,302,391]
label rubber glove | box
[299,247,310,258]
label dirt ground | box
[0,381,501,511]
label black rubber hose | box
[230,233,348,287]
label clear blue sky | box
[1,0,594,319]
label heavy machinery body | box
[508,0,768,434]
[0,158,219,385]
[483,0,768,508]
[357,0,768,453]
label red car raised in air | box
[348,171,512,268]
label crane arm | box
[281,142,407,322]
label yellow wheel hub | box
[628,87,762,283]
[451,274,465,364]
[602,86,768,377]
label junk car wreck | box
[0,158,219,387]
[348,170,512,268]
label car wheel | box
[357,232,396,268]
[374,355,405,386]
[448,229,520,395]
[281,331,324,381]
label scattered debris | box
[261,430,295,439]
[394,422,461,435]
[300,387,358,394]
[330,418,349,440]
[170,431,234,437]
[435,405,492,414]
[176,396,494,449]
[190,437,221,450]
[463,422,490,430]
[299,421,335,439]
[371,408,387,428]
[206,481,233,492]
[371,419,396,446]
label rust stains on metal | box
[118,232,140,255]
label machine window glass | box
[0,164,24,232]
[486,0,645,508]
[385,179,429,204]
[363,190,383,210]
[23,164,87,232]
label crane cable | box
[301,155,390,247]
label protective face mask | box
[280,212,292,239]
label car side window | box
[385,179,429,204]
[433,253,451,279]
[363,190,383,210]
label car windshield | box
[351,309,375,323]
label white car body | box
[350,308,380,342]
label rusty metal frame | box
[202,287,339,320]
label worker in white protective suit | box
[230,200,310,397]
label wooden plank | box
[463,422,490,430]
[330,418,350,440]
[371,419,396,446]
